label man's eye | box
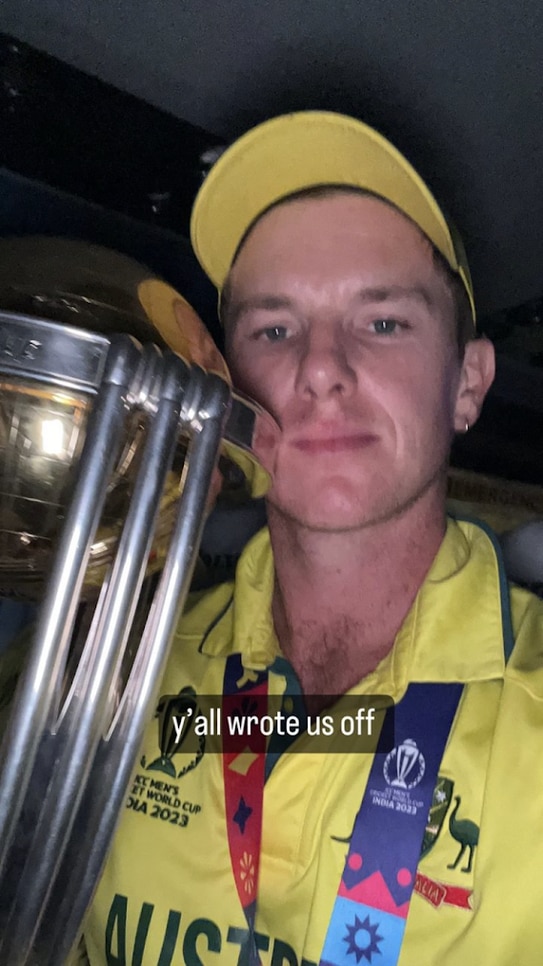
[370,318,401,335]
[256,325,289,342]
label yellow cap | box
[191,110,475,321]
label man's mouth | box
[291,433,378,454]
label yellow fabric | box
[84,518,543,965]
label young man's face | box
[224,193,493,531]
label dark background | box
[0,6,541,485]
[2,0,542,317]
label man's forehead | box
[237,187,418,246]
[226,190,437,288]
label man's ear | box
[453,336,495,432]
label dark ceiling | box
[1,0,542,319]
[0,1,541,490]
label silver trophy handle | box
[0,306,274,964]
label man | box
[84,112,543,965]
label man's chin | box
[266,477,446,534]
[266,492,388,533]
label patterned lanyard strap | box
[223,655,462,966]
[320,682,463,966]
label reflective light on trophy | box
[40,417,65,456]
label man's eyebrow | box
[225,286,435,328]
[227,295,296,328]
[354,285,435,308]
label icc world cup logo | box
[383,738,425,789]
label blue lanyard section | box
[320,682,463,966]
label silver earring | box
[464,418,470,433]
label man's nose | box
[295,328,357,400]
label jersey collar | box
[199,518,508,698]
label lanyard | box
[222,654,268,966]
[222,660,462,966]
[319,682,462,965]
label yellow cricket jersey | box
[84,518,543,966]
